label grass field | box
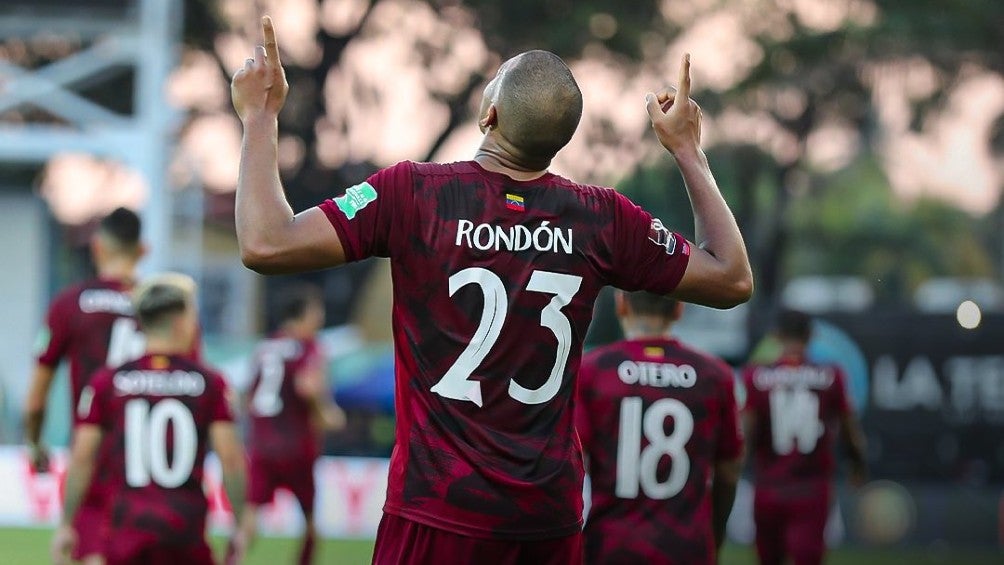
[2,527,1000,565]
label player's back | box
[247,334,320,462]
[82,353,232,548]
[321,160,691,538]
[577,338,742,565]
[743,355,850,491]
[37,278,144,413]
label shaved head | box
[485,50,583,163]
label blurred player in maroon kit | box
[232,16,752,564]
[576,291,743,564]
[24,207,147,565]
[51,274,247,565]
[742,310,868,565]
[238,283,345,565]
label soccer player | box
[231,16,752,563]
[25,207,147,565]
[239,283,345,565]
[576,291,743,564]
[51,274,247,565]
[742,309,868,565]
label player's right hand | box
[28,442,50,474]
[645,53,703,155]
[50,524,76,565]
[231,15,289,123]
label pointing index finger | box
[677,53,691,100]
[262,15,281,68]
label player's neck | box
[474,137,550,181]
[96,258,137,284]
[622,317,673,341]
[779,343,806,361]
[279,322,314,341]
[144,337,189,357]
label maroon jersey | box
[319,160,692,539]
[576,338,743,564]
[742,355,851,493]
[79,354,234,547]
[36,278,144,421]
[247,334,322,463]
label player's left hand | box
[322,403,348,432]
[50,524,76,565]
[231,15,289,123]
[646,53,703,155]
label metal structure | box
[0,0,183,274]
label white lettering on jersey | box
[113,370,207,397]
[617,360,697,388]
[79,289,133,315]
[455,220,573,255]
[753,366,834,391]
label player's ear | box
[479,104,498,133]
[614,291,629,319]
[670,301,684,321]
[136,242,149,260]
[90,234,105,263]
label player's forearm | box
[843,418,868,471]
[60,460,94,525]
[236,114,295,269]
[222,467,247,524]
[675,147,752,303]
[24,365,54,444]
[711,476,738,549]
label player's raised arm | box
[232,16,346,274]
[646,54,753,308]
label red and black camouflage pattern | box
[319,160,692,540]
[576,337,743,564]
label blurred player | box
[236,283,345,565]
[232,16,752,563]
[25,207,147,565]
[52,274,247,565]
[576,291,743,564]
[742,309,868,565]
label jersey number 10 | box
[615,397,693,500]
[125,399,198,488]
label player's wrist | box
[668,143,705,165]
[240,111,279,130]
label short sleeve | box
[209,374,236,423]
[601,191,691,294]
[36,292,73,367]
[832,365,852,415]
[716,367,744,461]
[78,371,110,427]
[318,161,415,262]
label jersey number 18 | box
[615,397,693,500]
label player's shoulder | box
[48,279,95,308]
[667,340,734,382]
[581,340,631,367]
[544,173,625,210]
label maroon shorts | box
[373,513,583,565]
[103,540,214,565]
[248,455,317,515]
[753,486,831,565]
[71,480,109,560]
